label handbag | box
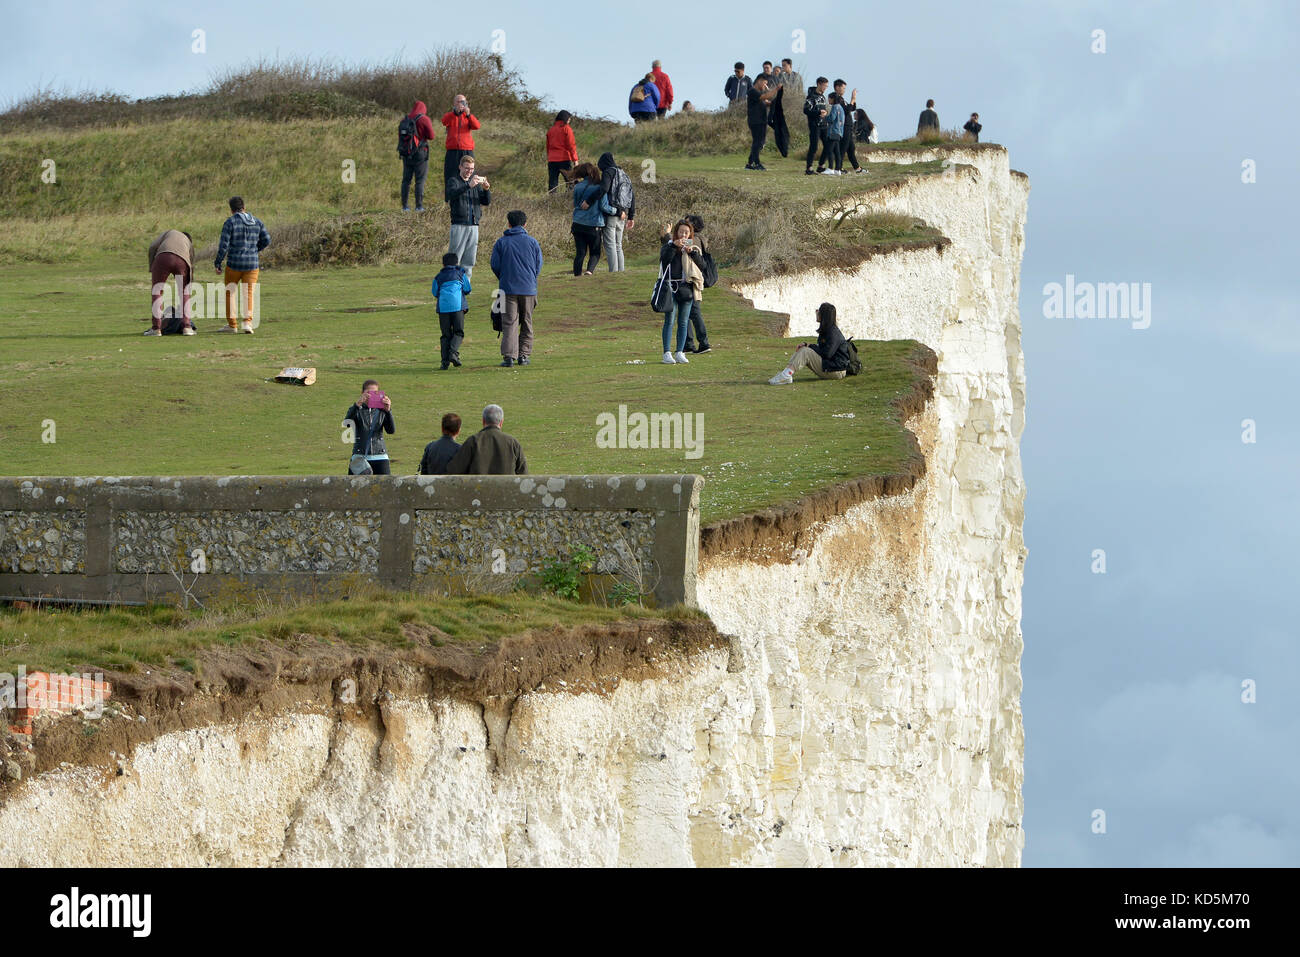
[650,263,673,313]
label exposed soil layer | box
[700,343,937,567]
[0,615,722,798]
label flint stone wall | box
[0,475,701,607]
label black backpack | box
[607,167,634,211]
[160,305,191,335]
[845,339,863,376]
[700,249,718,288]
[397,116,419,159]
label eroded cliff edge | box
[0,147,1027,867]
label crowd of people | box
[144,62,981,472]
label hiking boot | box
[769,370,793,385]
[450,354,461,367]
[241,321,255,334]
[182,327,195,336]
[142,328,161,336]
[500,357,514,367]
[662,351,675,364]
[673,351,689,364]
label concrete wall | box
[0,475,702,607]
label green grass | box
[0,589,704,675]
[0,257,927,525]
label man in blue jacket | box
[489,210,544,368]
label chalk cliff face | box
[0,149,1027,867]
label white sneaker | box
[820,169,837,175]
[216,326,238,333]
[182,327,195,335]
[769,370,793,385]
[662,351,676,364]
[673,351,689,364]
[142,328,161,336]
[241,321,255,334]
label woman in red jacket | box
[442,94,482,185]
[546,111,579,193]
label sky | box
[4,1,1298,867]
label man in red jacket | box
[401,100,437,211]
[651,60,674,118]
[442,94,481,186]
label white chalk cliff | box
[0,148,1028,867]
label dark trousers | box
[827,135,843,170]
[805,119,827,168]
[572,224,601,274]
[843,134,859,170]
[150,251,192,329]
[656,107,668,118]
[548,160,573,192]
[444,149,471,184]
[632,112,655,123]
[747,122,767,165]
[439,309,465,365]
[682,300,710,351]
[401,150,429,208]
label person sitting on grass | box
[432,252,471,371]
[418,412,462,475]
[769,303,851,385]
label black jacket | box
[767,85,789,156]
[854,116,875,142]
[963,119,982,141]
[346,404,395,457]
[445,175,491,225]
[814,323,851,372]
[804,88,828,129]
[725,74,752,103]
[917,108,940,133]
[418,435,462,475]
[659,240,703,282]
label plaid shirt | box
[214,212,271,271]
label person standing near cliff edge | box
[917,98,940,135]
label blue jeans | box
[663,299,692,353]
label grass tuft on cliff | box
[0,588,706,675]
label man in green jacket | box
[445,404,527,475]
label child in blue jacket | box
[432,252,472,369]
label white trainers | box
[673,351,689,364]
[216,326,238,333]
[662,351,676,364]
[769,370,793,385]
[182,327,195,335]
[241,321,255,334]
[142,328,161,336]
